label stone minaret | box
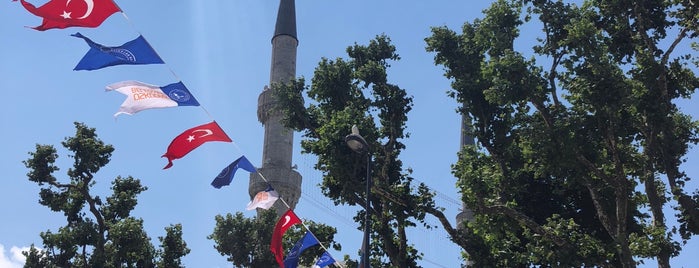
[456,113,475,224]
[455,111,475,267]
[249,0,302,216]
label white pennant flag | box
[105,80,199,117]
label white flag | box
[105,80,199,117]
[246,185,279,210]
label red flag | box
[162,121,232,169]
[271,209,301,268]
[16,0,121,31]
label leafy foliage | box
[208,209,340,268]
[273,34,453,267]
[22,122,189,268]
[426,0,699,267]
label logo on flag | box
[72,33,164,70]
[246,185,279,210]
[168,89,192,102]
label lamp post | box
[345,125,371,268]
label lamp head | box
[345,125,368,154]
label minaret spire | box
[273,0,296,40]
[249,0,302,216]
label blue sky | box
[1,1,697,268]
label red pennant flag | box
[162,121,232,169]
[271,209,301,267]
[16,0,121,31]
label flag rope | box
[15,0,389,266]
[115,2,345,266]
[117,10,217,121]
[13,1,471,267]
[227,141,346,268]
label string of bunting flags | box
[14,0,342,267]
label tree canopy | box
[273,0,699,267]
[425,0,699,267]
[208,209,341,268]
[22,122,190,268]
[274,34,456,267]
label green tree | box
[208,209,341,267]
[22,122,190,268]
[425,0,699,267]
[157,224,190,268]
[273,34,456,267]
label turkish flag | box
[162,121,232,169]
[271,209,301,268]
[17,0,121,31]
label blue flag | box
[284,231,320,268]
[72,32,164,70]
[312,251,337,268]
[211,156,257,188]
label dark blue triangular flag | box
[284,231,320,268]
[72,32,164,70]
[211,156,257,188]
[312,251,336,268]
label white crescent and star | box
[282,215,292,226]
[187,129,214,142]
[61,0,95,20]
[77,0,95,19]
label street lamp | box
[345,125,371,268]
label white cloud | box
[0,244,26,268]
